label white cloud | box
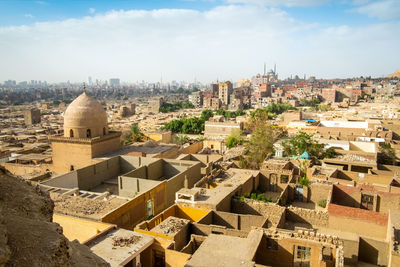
[0,5,399,82]
[351,0,370,5]
[224,0,331,7]
[89,8,96,14]
[24,14,34,18]
[352,0,400,20]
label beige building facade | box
[50,92,121,173]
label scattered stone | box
[112,235,142,247]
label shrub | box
[256,193,267,202]
[318,199,327,208]
[299,176,310,187]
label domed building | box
[50,91,121,173]
[63,92,109,138]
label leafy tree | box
[282,132,322,158]
[324,147,337,158]
[249,108,274,122]
[200,109,214,121]
[300,98,320,107]
[162,110,214,134]
[159,101,194,113]
[162,117,204,134]
[249,103,295,123]
[265,102,296,115]
[311,104,333,112]
[52,100,60,106]
[120,130,133,146]
[175,134,190,145]
[225,129,242,149]
[299,176,310,187]
[282,132,335,159]
[244,123,285,169]
[215,109,245,119]
[130,124,144,142]
[379,143,396,165]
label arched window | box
[86,129,91,138]
[69,129,74,137]
[103,127,106,135]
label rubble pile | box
[156,217,189,235]
[112,235,142,247]
[337,154,372,162]
[51,192,124,216]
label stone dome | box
[63,92,108,138]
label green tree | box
[379,143,396,165]
[249,108,273,123]
[249,103,295,123]
[300,98,320,107]
[120,130,133,146]
[162,109,214,134]
[159,101,194,113]
[225,129,242,149]
[130,124,144,142]
[175,134,190,145]
[52,100,60,106]
[244,124,285,169]
[282,132,335,159]
[215,109,245,119]
[200,109,214,121]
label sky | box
[0,0,399,83]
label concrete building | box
[203,116,243,154]
[204,116,243,138]
[188,91,203,108]
[210,83,219,97]
[322,88,337,103]
[148,97,164,113]
[258,83,272,97]
[203,97,221,110]
[218,81,233,106]
[109,78,120,87]
[118,103,135,117]
[23,108,41,125]
[50,92,121,173]
[143,130,172,143]
[40,155,202,229]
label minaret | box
[274,64,276,74]
[263,62,266,76]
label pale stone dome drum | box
[63,92,108,138]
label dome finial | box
[83,82,86,94]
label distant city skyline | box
[0,0,399,83]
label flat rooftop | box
[183,169,259,207]
[151,216,190,236]
[186,230,263,267]
[50,192,129,221]
[100,143,177,157]
[87,228,153,267]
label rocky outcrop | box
[0,169,109,266]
